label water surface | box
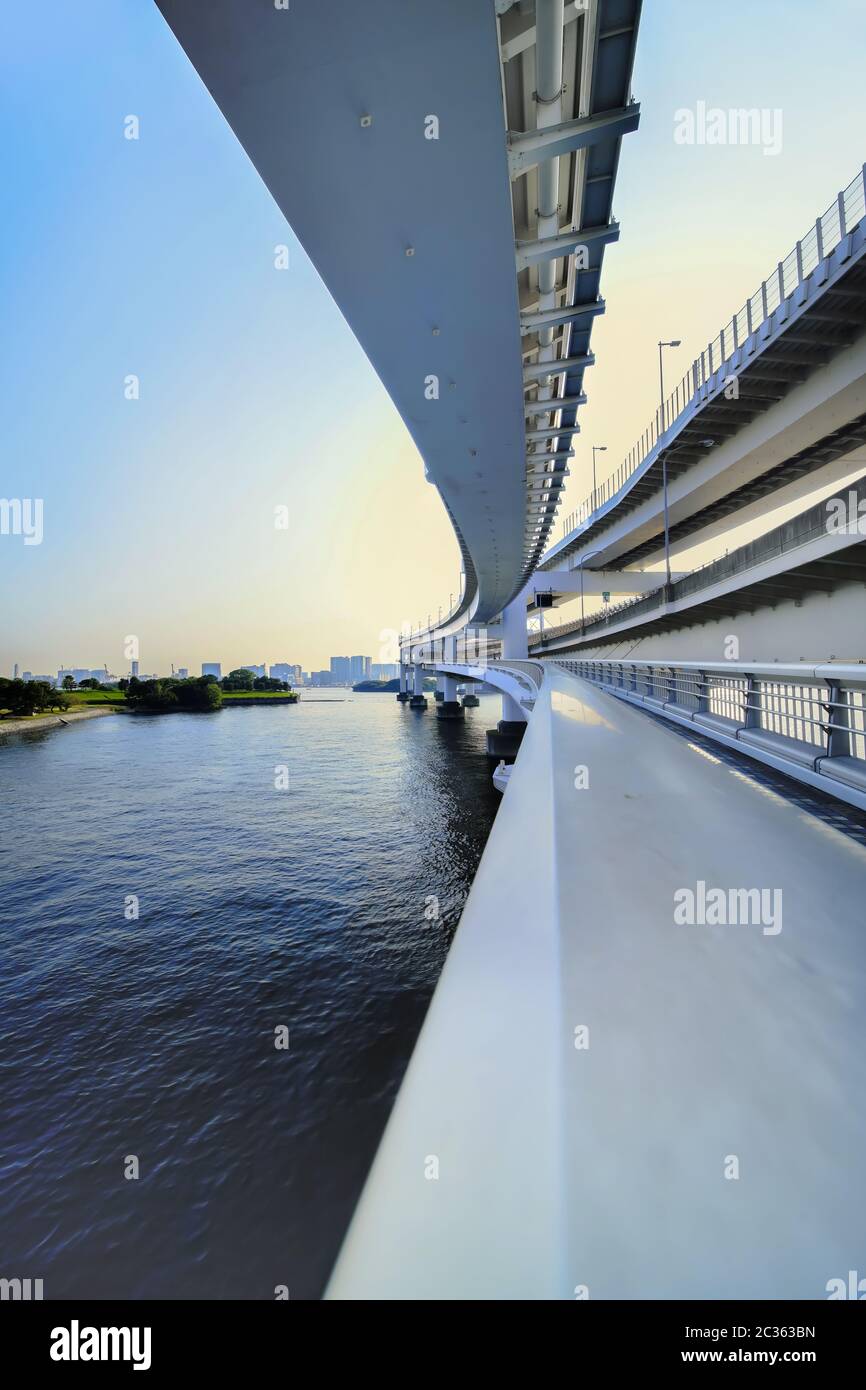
[0,693,501,1298]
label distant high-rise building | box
[202,663,222,679]
[270,663,302,686]
[350,655,372,682]
[330,656,350,684]
[131,660,140,678]
[22,670,32,682]
[371,663,399,681]
[176,668,189,679]
[311,670,333,687]
[13,663,19,679]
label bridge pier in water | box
[436,674,463,720]
[408,664,427,709]
[396,663,411,702]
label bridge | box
[157,1,866,1299]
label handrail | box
[557,163,866,540]
[553,656,866,810]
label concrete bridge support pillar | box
[434,674,445,702]
[500,594,529,724]
[487,595,528,757]
[397,662,411,701]
[409,664,427,709]
[436,674,464,720]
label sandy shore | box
[0,707,119,738]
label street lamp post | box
[591,444,607,513]
[657,339,682,591]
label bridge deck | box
[328,663,866,1299]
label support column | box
[397,662,411,702]
[409,664,427,709]
[500,593,529,721]
[434,674,445,702]
[436,673,464,720]
[487,593,528,757]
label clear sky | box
[3,0,866,676]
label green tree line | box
[0,678,71,716]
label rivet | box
[360,114,372,128]
[405,245,415,257]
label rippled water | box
[0,693,501,1299]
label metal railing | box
[552,658,866,807]
[557,164,866,540]
[492,659,544,690]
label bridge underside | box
[156,0,529,624]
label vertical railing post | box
[815,216,824,262]
[838,190,847,238]
[761,279,769,321]
[744,675,761,730]
[696,671,710,715]
[795,239,804,282]
[824,682,850,762]
[777,261,786,304]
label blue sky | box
[3,0,866,674]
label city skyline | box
[6,652,399,686]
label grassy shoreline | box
[1,689,300,734]
[0,707,118,736]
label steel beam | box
[523,352,594,384]
[525,391,587,414]
[520,299,605,335]
[508,104,641,176]
[515,220,620,271]
[524,424,580,442]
